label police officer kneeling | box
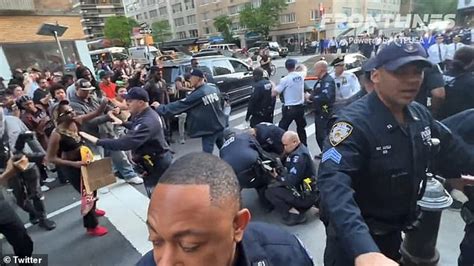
[318,41,474,266]
[248,122,285,156]
[138,152,314,266]
[245,68,275,127]
[265,131,318,226]
[79,87,171,198]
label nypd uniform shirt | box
[310,73,336,114]
[427,43,448,64]
[330,71,361,101]
[275,71,306,106]
[446,42,465,60]
[318,92,474,259]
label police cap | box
[331,56,345,67]
[125,87,150,102]
[363,41,431,71]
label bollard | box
[400,173,453,266]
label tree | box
[152,20,172,44]
[239,0,287,40]
[213,15,234,42]
[103,16,139,47]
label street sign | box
[139,29,153,34]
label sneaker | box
[282,213,307,226]
[126,176,144,185]
[39,219,56,231]
[87,226,108,237]
[44,177,56,183]
[95,209,106,217]
[41,185,50,192]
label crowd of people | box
[1,32,474,265]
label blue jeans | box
[201,130,224,154]
[105,149,138,180]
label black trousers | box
[324,225,402,266]
[9,166,47,221]
[341,46,347,53]
[278,105,307,145]
[0,201,33,258]
[64,167,98,229]
[315,114,330,151]
[143,151,173,198]
[265,186,317,216]
[459,224,474,266]
[250,114,273,128]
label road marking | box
[24,201,82,229]
[99,182,151,255]
[21,181,152,256]
[233,108,283,130]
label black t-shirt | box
[437,70,474,120]
[415,65,444,107]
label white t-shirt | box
[276,71,306,106]
[446,42,465,60]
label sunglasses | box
[58,109,73,118]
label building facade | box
[124,0,200,40]
[193,0,400,47]
[72,0,125,42]
[0,0,93,79]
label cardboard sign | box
[81,157,115,193]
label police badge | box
[329,121,353,146]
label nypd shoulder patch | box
[322,147,342,164]
[329,121,353,146]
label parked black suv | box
[161,55,254,105]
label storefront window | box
[2,41,80,72]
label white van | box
[128,46,162,65]
[208,43,241,52]
[89,47,128,63]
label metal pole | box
[53,30,67,66]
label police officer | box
[330,57,361,110]
[439,109,474,266]
[152,68,226,154]
[137,152,314,266]
[248,122,285,156]
[305,60,336,153]
[245,68,275,127]
[220,131,263,189]
[79,87,171,198]
[265,131,318,226]
[437,46,474,120]
[318,41,474,266]
[272,59,307,145]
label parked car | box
[208,43,242,52]
[161,55,254,105]
[247,47,279,59]
[251,41,288,57]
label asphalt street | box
[0,55,465,266]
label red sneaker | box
[87,226,108,237]
[95,209,106,217]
